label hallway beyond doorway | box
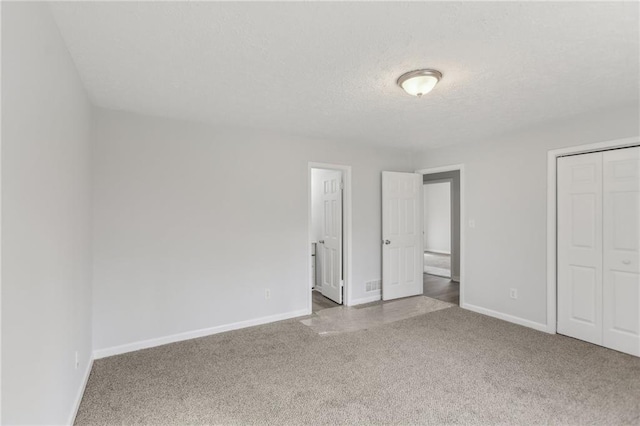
[424,274,459,305]
[424,251,451,278]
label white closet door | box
[557,152,603,345]
[603,147,640,356]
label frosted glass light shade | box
[397,69,442,97]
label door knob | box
[384,240,391,245]
[622,259,631,265]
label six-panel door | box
[602,147,640,356]
[319,171,343,304]
[558,147,639,357]
[557,151,604,345]
[382,171,423,301]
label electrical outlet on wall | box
[265,288,271,300]
[510,288,518,300]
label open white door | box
[382,171,423,301]
[319,171,343,304]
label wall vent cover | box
[366,279,381,292]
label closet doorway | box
[551,140,639,357]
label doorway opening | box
[308,163,352,314]
[423,180,452,278]
[419,167,463,306]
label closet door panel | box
[557,152,603,345]
[603,147,640,356]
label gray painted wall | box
[1,3,93,424]
[91,108,414,352]
[414,105,638,326]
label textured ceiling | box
[50,2,639,150]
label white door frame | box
[415,164,465,306]
[546,136,640,334]
[308,162,352,312]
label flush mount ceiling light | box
[397,69,442,97]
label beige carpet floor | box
[76,307,640,425]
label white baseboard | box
[461,303,549,333]
[93,308,309,360]
[423,266,451,277]
[68,356,93,425]
[350,293,381,306]
[424,249,451,255]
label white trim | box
[68,356,93,425]
[308,163,353,307]
[415,164,465,307]
[423,267,451,278]
[93,309,308,359]
[0,0,3,412]
[462,303,549,333]
[416,165,463,175]
[546,136,640,334]
[350,293,381,306]
[424,249,451,255]
[547,137,639,159]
